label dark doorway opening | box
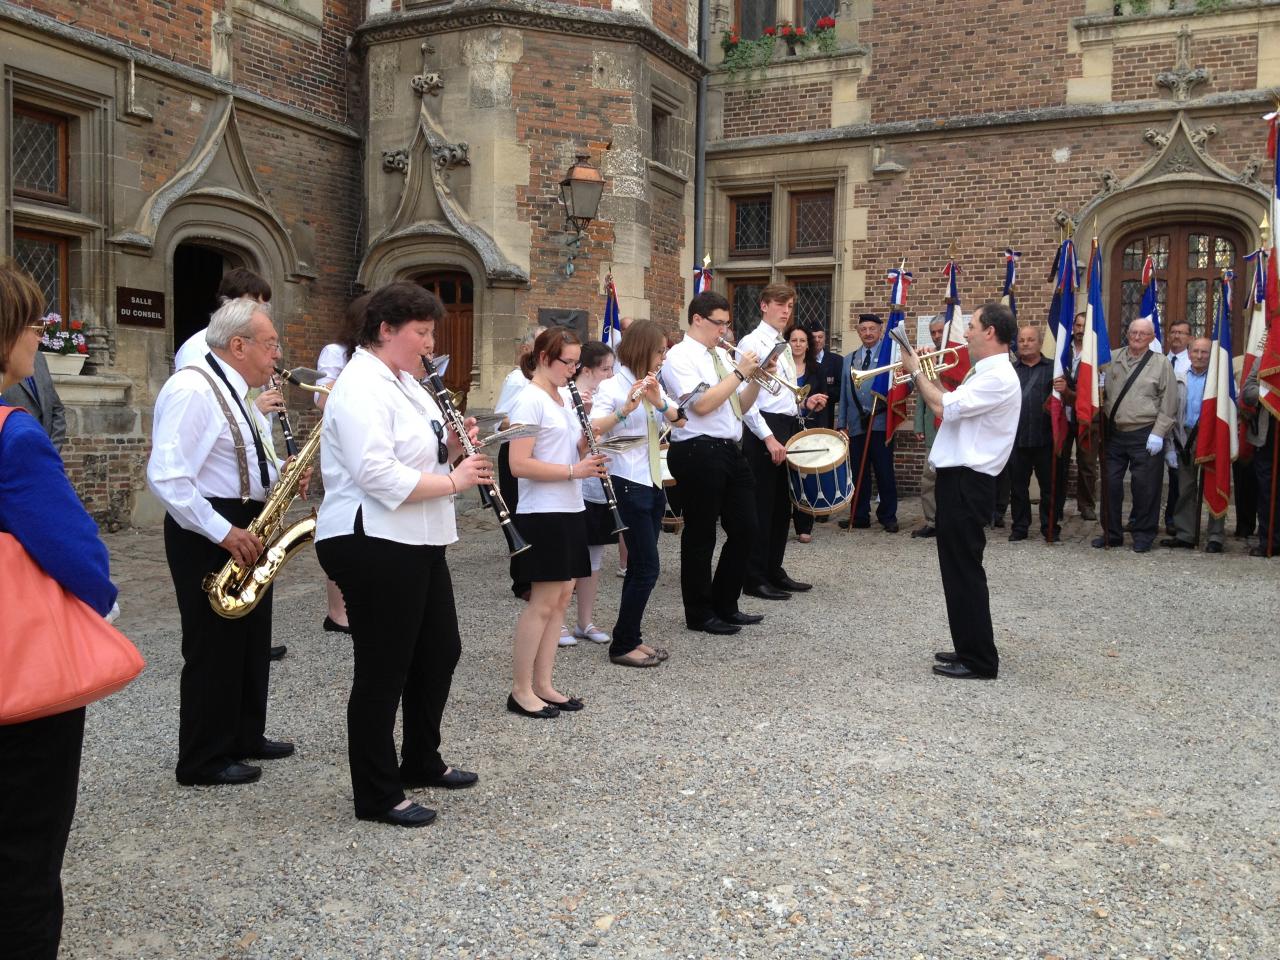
[173,243,244,356]
[414,271,475,407]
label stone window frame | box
[647,76,692,199]
[787,188,834,257]
[12,102,69,205]
[13,227,69,318]
[232,0,324,44]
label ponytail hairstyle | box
[520,325,582,378]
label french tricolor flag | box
[1048,239,1077,453]
[873,263,913,435]
[1139,256,1163,352]
[1075,241,1110,451]
[1195,272,1238,518]
[1259,108,1280,418]
[938,259,970,392]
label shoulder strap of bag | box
[1107,349,1154,431]
[182,366,251,500]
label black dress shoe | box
[721,611,764,625]
[177,761,262,786]
[1008,530,1028,542]
[1132,541,1152,554]
[542,696,584,712]
[1091,536,1123,548]
[1249,545,1274,558]
[357,802,437,828]
[772,575,812,592]
[881,521,900,533]
[991,517,1005,528]
[934,651,960,664]
[269,645,287,661]
[506,693,560,718]
[243,739,295,760]
[744,583,790,600]
[1204,541,1223,554]
[911,525,936,538]
[932,661,995,680]
[323,616,351,634]
[1160,537,1194,549]
[403,768,480,790]
[689,617,741,635]
[837,518,870,529]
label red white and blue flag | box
[938,259,970,392]
[1195,271,1238,517]
[1139,256,1164,351]
[1259,107,1280,418]
[1047,239,1078,452]
[872,263,913,434]
[602,274,622,349]
[1000,248,1020,318]
[1076,241,1110,449]
[693,261,713,295]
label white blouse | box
[592,366,673,487]
[506,382,584,514]
[315,347,457,546]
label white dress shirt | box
[664,336,750,442]
[495,367,530,418]
[739,319,799,440]
[173,328,210,371]
[1167,349,1190,378]
[506,382,585,513]
[315,347,457,547]
[593,365,673,486]
[147,355,281,544]
[928,353,1022,476]
[316,343,350,388]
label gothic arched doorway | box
[414,271,474,403]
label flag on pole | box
[1260,107,1280,418]
[1195,271,1239,518]
[1000,248,1020,318]
[693,257,712,295]
[1047,239,1078,452]
[602,274,622,349]
[1075,240,1110,450]
[872,263,913,435]
[938,258,970,392]
[1139,256,1164,351]
[1241,249,1268,390]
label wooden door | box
[414,272,475,407]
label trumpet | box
[715,337,811,403]
[851,346,962,388]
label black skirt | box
[513,511,591,583]
[583,500,620,546]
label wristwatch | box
[733,370,746,383]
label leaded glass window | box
[730,196,771,257]
[12,105,67,203]
[789,191,834,256]
[13,230,66,317]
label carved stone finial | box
[1237,159,1262,185]
[1099,170,1120,195]
[412,41,444,97]
[432,141,471,170]
[1144,128,1170,150]
[1188,123,1218,148]
[1155,24,1209,102]
[382,149,409,174]
[212,12,233,80]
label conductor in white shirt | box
[901,302,1020,680]
[147,297,295,786]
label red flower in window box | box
[763,25,776,36]
[816,15,836,30]
[780,24,794,36]
[795,27,806,37]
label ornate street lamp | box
[559,153,605,276]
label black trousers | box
[1103,426,1164,546]
[1255,420,1279,552]
[0,707,84,960]
[1009,444,1056,537]
[849,429,897,524]
[936,467,999,676]
[666,435,757,627]
[1234,454,1258,536]
[743,411,799,588]
[164,500,272,782]
[317,532,461,817]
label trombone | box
[715,337,811,402]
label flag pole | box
[847,395,879,532]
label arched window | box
[1109,223,1246,348]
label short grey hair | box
[1128,316,1155,337]
[1018,322,1045,346]
[206,296,271,349]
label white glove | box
[1145,433,1164,457]
[105,601,121,624]
[1165,447,1178,469]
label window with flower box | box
[735,0,778,40]
[797,0,837,33]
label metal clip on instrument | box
[566,378,629,535]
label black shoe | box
[1008,530,1028,542]
[838,518,870,529]
[1080,509,1097,521]
[688,617,741,635]
[1205,542,1223,554]
[323,616,351,634]
[881,521,900,533]
[506,694,560,718]
[837,518,850,529]
[934,651,960,664]
[911,525,937,538]
[403,768,480,790]
[269,645,287,661]
[744,584,790,600]
[991,517,1005,528]
[243,739,294,761]
[1166,524,1177,537]
[932,661,996,680]
[1249,546,1274,558]
[815,515,831,523]
[1132,541,1152,554]
[721,611,764,625]
[1160,537,1194,549]
[177,761,262,786]
[1091,536,1123,548]
[357,802,437,828]
[541,696,584,712]
[772,575,812,592]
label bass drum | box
[785,427,853,517]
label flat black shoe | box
[1091,536,1123,548]
[1160,537,1194,549]
[721,611,764,625]
[323,616,351,634]
[1008,531,1028,542]
[404,768,479,790]
[243,738,294,760]
[772,575,812,592]
[357,802,437,828]
[541,696,584,712]
[911,525,936,538]
[269,645,287,661]
[1205,542,1223,554]
[744,584,790,600]
[177,761,262,786]
[932,661,995,680]
[1132,541,1152,554]
[934,651,960,664]
[689,617,741,635]
[506,693,560,718]
[881,521,900,533]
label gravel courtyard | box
[64,504,1278,959]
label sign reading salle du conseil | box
[116,287,165,329]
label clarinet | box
[565,378,629,535]
[420,356,530,558]
[269,373,299,457]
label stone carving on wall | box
[412,42,445,96]
[1236,159,1261,186]
[1143,128,1170,150]
[382,149,410,174]
[1154,25,1209,102]
[432,141,470,169]
[1099,170,1120,195]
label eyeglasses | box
[700,316,730,328]
[240,336,282,355]
[26,323,46,334]
[554,356,582,372]
[430,419,449,465]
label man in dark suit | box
[0,351,65,451]
[809,325,842,431]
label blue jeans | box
[609,477,667,656]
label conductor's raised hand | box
[451,452,493,491]
[221,527,263,568]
